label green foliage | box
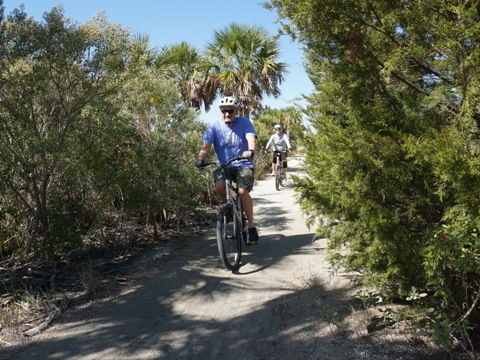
[268,1,480,342]
[205,23,287,116]
[0,5,205,257]
[39,209,86,258]
[432,320,453,352]
[423,215,480,319]
[154,23,288,116]
[155,41,217,111]
[120,88,206,222]
[0,6,135,248]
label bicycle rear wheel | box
[275,164,281,191]
[216,206,242,271]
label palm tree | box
[280,106,303,138]
[253,105,305,150]
[206,23,287,117]
[133,33,160,68]
[155,41,217,111]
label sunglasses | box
[221,109,235,114]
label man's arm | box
[246,134,256,151]
[198,143,212,161]
[284,135,292,150]
[265,136,273,150]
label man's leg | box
[238,188,259,244]
[213,169,227,203]
[238,188,254,228]
[215,180,227,203]
[235,167,259,243]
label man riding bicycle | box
[195,96,259,244]
[265,124,292,176]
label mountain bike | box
[267,150,289,191]
[201,156,250,271]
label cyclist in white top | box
[265,124,292,176]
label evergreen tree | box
[267,0,480,315]
[0,6,134,245]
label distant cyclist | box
[265,124,292,176]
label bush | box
[423,214,480,327]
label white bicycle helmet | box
[274,124,282,130]
[219,96,239,108]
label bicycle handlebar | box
[201,155,248,169]
[265,149,289,154]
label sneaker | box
[270,172,275,176]
[248,227,259,244]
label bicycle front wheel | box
[275,165,281,191]
[216,206,242,271]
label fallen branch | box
[23,311,57,337]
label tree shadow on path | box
[4,226,442,360]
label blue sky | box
[2,0,313,123]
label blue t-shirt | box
[203,116,256,167]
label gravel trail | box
[2,156,442,360]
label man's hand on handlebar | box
[194,159,205,168]
[241,150,255,159]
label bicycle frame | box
[224,170,244,240]
[202,156,249,270]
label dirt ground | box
[0,156,460,359]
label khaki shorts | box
[213,167,254,192]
